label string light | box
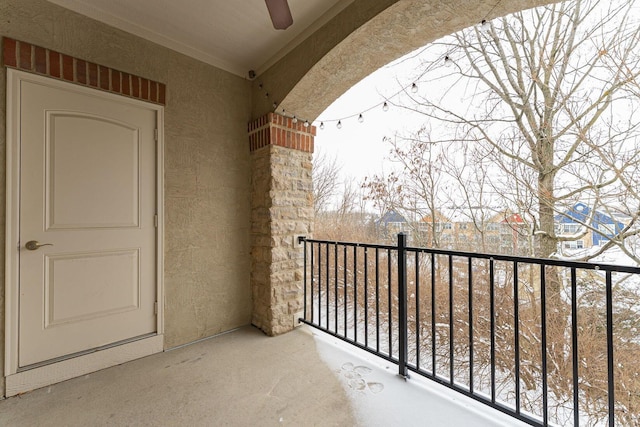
[480,19,491,32]
[444,56,453,67]
[256,70,425,131]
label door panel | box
[19,79,157,368]
[45,249,141,327]
[46,112,140,229]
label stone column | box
[248,113,314,336]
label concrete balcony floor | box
[0,326,527,426]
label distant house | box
[419,211,454,247]
[375,210,408,238]
[491,210,529,253]
[555,202,625,248]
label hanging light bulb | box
[444,56,453,67]
[480,19,491,33]
[292,116,298,124]
[358,114,364,123]
[411,83,418,93]
[303,120,309,128]
[382,102,389,112]
[320,122,325,130]
[265,92,270,98]
[337,120,342,129]
[272,102,278,109]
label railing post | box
[299,236,307,323]
[398,233,409,379]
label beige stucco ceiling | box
[46,0,354,78]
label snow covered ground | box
[311,327,530,427]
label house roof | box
[556,202,624,226]
[377,210,408,224]
[420,211,451,223]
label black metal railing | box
[299,234,640,427]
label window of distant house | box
[458,223,468,230]
[598,223,615,234]
[564,240,584,249]
[486,223,499,231]
[563,223,581,234]
[435,223,452,232]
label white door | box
[18,78,158,368]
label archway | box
[255,0,558,121]
[248,0,560,336]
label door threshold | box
[5,334,163,397]
[18,333,158,372]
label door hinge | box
[154,129,158,141]
[154,214,158,228]
[154,301,159,315]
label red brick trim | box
[248,113,315,153]
[2,37,166,106]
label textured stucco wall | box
[0,0,252,397]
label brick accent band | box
[248,113,315,153]
[2,37,166,105]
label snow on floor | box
[312,328,529,427]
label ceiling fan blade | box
[265,0,293,30]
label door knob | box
[25,240,54,251]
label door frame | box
[4,69,165,395]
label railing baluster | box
[303,238,307,322]
[334,243,338,334]
[388,248,393,358]
[415,250,420,371]
[398,233,408,378]
[326,243,330,331]
[606,270,615,427]
[343,245,348,337]
[318,242,322,328]
[432,252,436,377]
[364,247,369,348]
[310,241,315,323]
[490,257,496,404]
[541,265,549,426]
[354,245,358,343]
[449,255,454,385]
[514,261,521,415]
[571,267,579,427]
[376,248,380,353]
[468,256,474,394]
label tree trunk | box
[537,171,557,259]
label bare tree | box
[361,1,640,424]
[312,150,341,214]
[395,0,640,261]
